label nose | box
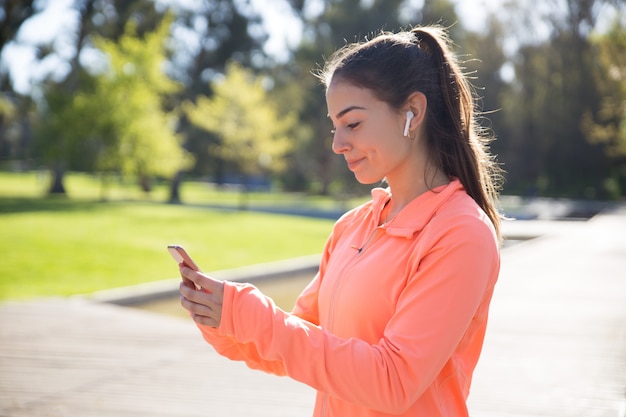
[331,130,350,155]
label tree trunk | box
[238,176,250,211]
[48,164,66,195]
[168,170,183,204]
[139,175,152,194]
[99,172,110,202]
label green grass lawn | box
[0,172,337,300]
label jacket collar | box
[370,179,464,238]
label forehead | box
[326,80,382,117]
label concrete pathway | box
[469,207,626,417]
[1,208,625,416]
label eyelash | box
[330,122,360,134]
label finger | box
[179,282,223,312]
[181,276,196,289]
[191,313,220,328]
[179,284,219,315]
[180,292,215,318]
[180,282,211,305]
[176,262,197,289]
[178,264,201,290]
[180,267,223,295]
[179,293,220,328]
[179,282,223,328]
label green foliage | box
[184,62,295,177]
[0,94,21,160]
[581,16,626,198]
[31,12,192,195]
[164,0,269,181]
[91,14,192,180]
[478,1,622,198]
[34,79,98,170]
[584,16,626,159]
[0,95,16,121]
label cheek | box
[376,138,415,177]
[369,115,403,146]
[374,133,408,160]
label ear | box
[404,92,427,133]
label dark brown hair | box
[317,26,503,240]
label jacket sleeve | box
[196,314,288,376]
[194,225,338,375]
[215,215,500,414]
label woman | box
[178,25,503,417]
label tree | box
[0,94,18,160]
[33,13,191,197]
[5,0,171,194]
[184,61,295,207]
[0,0,36,56]
[90,14,192,193]
[37,0,98,194]
[583,15,626,197]
[159,0,270,200]
[492,0,621,198]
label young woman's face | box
[326,80,415,185]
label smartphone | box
[168,244,201,271]
[168,245,202,290]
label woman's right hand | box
[178,265,225,328]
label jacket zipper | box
[321,225,382,416]
[327,226,380,331]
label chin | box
[353,174,383,185]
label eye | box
[330,122,360,135]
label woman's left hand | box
[179,265,225,328]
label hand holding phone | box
[170,244,224,327]
[168,244,202,289]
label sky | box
[0,0,526,95]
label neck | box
[384,170,449,220]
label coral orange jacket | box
[197,179,500,416]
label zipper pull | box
[350,244,363,253]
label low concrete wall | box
[85,254,321,306]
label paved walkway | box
[469,208,626,417]
[1,208,625,416]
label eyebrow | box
[329,105,366,120]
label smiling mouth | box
[346,157,365,170]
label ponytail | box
[411,27,503,240]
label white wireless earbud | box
[403,110,414,137]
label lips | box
[346,157,365,170]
